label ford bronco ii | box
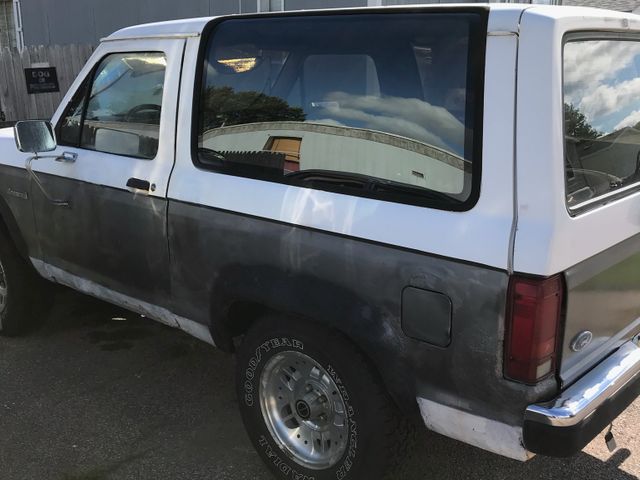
[1,4,640,479]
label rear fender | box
[208,263,416,415]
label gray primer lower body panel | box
[563,232,640,385]
[30,171,171,307]
[0,164,42,260]
[167,201,557,426]
[0,163,548,456]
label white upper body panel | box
[514,6,640,276]
[102,3,531,39]
[103,17,211,41]
[30,38,187,199]
[168,6,520,271]
[3,4,636,274]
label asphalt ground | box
[0,288,639,480]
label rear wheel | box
[236,316,404,480]
[0,231,49,336]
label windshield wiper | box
[286,169,460,204]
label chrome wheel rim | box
[0,258,8,316]
[259,351,349,470]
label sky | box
[564,39,640,135]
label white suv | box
[0,4,639,479]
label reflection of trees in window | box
[564,103,600,139]
[200,86,306,131]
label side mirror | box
[14,120,56,154]
[14,121,70,207]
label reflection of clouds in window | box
[615,109,640,131]
[197,13,482,205]
[309,92,465,156]
[564,41,638,102]
[564,40,640,210]
[582,77,640,120]
[565,40,640,134]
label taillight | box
[504,274,564,384]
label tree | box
[564,103,600,139]
[201,86,305,130]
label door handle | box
[126,177,151,191]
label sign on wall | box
[24,67,60,94]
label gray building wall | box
[16,0,639,47]
[20,0,375,46]
[563,0,640,10]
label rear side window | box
[56,52,166,160]
[194,13,486,210]
[564,37,640,212]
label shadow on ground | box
[396,430,637,480]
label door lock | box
[55,151,77,163]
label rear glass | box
[195,13,485,210]
[564,38,640,211]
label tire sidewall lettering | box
[258,435,315,480]
[244,337,304,407]
[244,337,359,479]
[327,365,358,480]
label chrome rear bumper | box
[524,340,640,456]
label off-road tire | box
[236,315,405,480]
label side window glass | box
[81,52,166,159]
[196,14,484,210]
[56,78,90,147]
[564,39,640,211]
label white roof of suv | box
[102,4,639,43]
[103,17,212,42]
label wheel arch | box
[207,264,417,417]
[0,194,29,260]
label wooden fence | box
[0,44,94,122]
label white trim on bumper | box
[417,397,534,461]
